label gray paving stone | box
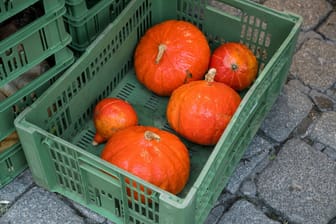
[226,149,269,194]
[312,141,326,151]
[0,186,85,224]
[240,179,257,197]
[309,89,335,112]
[308,111,336,149]
[291,38,336,91]
[263,0,332,31]
[242,135,273,159]
[260,84,313,142]
[257,138,336,224]
[318,12,336,42]
[286,79,311,95]
[205,204,225,224]
[205,192,237,224]
[323,147,336,161]
[250,154,272,176]
[70,200,107,223]
[328,0,336,6]
[296,31,323,51]
[218,200,280,224]
[0,169,33,202]
[224,135,273,194]
[326,84,336,102]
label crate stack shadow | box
[0,0,74,190]
[13,0,302,224]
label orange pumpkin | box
[101,125,190,197]
[166,69,242,145]
[134,20,211,96]
[92,98,138,145]
[209,42,258,91]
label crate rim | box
[63,0,117,23]
[0,5,66,49]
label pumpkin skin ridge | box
[140,128,190,194]
[210,88,234,144]
[151,131,190,193]
[171,81,218,144]
[149,143,180,193]
[134,20,211,96]
[167,81,198,133]
[167,79,241,145]
[93,98,138,144]
[101,125,190,195]
[101,127,162,186]
[210,42,258,91]
[211,49,239,88]
[180,81,217,144]
[95,104,130,130]
[100,128,141,161]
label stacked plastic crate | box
[63,0,131,56]
[0,0,74,188]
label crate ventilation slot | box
[49,143,83,195]
[75,129,95,149]
[116,82,136,100]
[144,95,159,110]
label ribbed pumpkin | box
[209,42,258,91]
[101,125,190,197]
[134,20,211,96]
[166,69,242,145]
[92,98,138,145]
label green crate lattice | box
[63,0,131,54]
[0,0,74,188]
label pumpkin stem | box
[155,44,167,64]
[92,133,105,146]
[231,64,238,71]
[144,131,161,142]
[205,68,217,85]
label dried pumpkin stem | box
[205,68,217,85]
[144,131,161,142]
[155,44,167,64]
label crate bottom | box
[67,70,213,197]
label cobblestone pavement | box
[1,0,336,223]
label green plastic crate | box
[0,1,70,89]
[0,0,65,23]
[0,3,74,141]
[0,0,74,188]
[0,51,74,188]
[14,0,302,223]
[63,0,131,54]
[0,142,27,188]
